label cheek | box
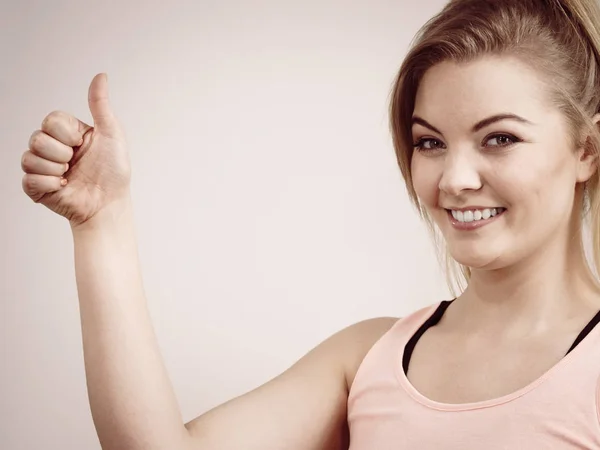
[411,158,441,207]
[499,153,576,219]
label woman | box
[19,0,600,448]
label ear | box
[576,113,600,183]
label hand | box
[21,73,132,227]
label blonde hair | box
[390,0,600,296]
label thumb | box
[88,73,116,132]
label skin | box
[409,56,600,403]
[20,74,396,450]
[20,56,600,447]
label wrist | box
[70,194,135,235]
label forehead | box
[413,56,554,128]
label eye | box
[483,133,521,148]
[413,137,446,152]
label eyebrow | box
[411,113,534,135]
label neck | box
[457,220,600,335]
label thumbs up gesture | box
[21,74,132,227]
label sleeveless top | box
[347,301,600,449]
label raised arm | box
[20,73,397,450]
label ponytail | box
[556,0,600,58]
[555,0,600,283]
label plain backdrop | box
[1,0,450,448]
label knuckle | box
[21,151,32,170]
[22,174,38,196]
[28,130,44,151]
[41,110,63,131]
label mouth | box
[446,207,506,230]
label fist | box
[21,73,131,227]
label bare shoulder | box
[183,316,399,450]
[334,317,400,388]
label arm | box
[72,196,189,450]
[73,196,396,450]
[22,74,397,450]
[183,316,397,450]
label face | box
[410,56,595,270]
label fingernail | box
[60,178,68,186]
[65,163,69,172]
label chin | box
[448,245,504,271]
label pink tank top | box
[347,302,600,449]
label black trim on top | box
[402,300,600,375]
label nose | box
[438,150,482,196]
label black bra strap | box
[565,308,600,355]
[402,300,454,374]
[402,299,600,375]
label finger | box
[28,130,74,164]
[22,173,66,202]
[41,110,92,147]
[88,73,117,132]
[21,150,69,176]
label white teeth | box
[451,207,504,223]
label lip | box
[445,206,503,212]
[447,208,506,231]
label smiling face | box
[410,56,595,270]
